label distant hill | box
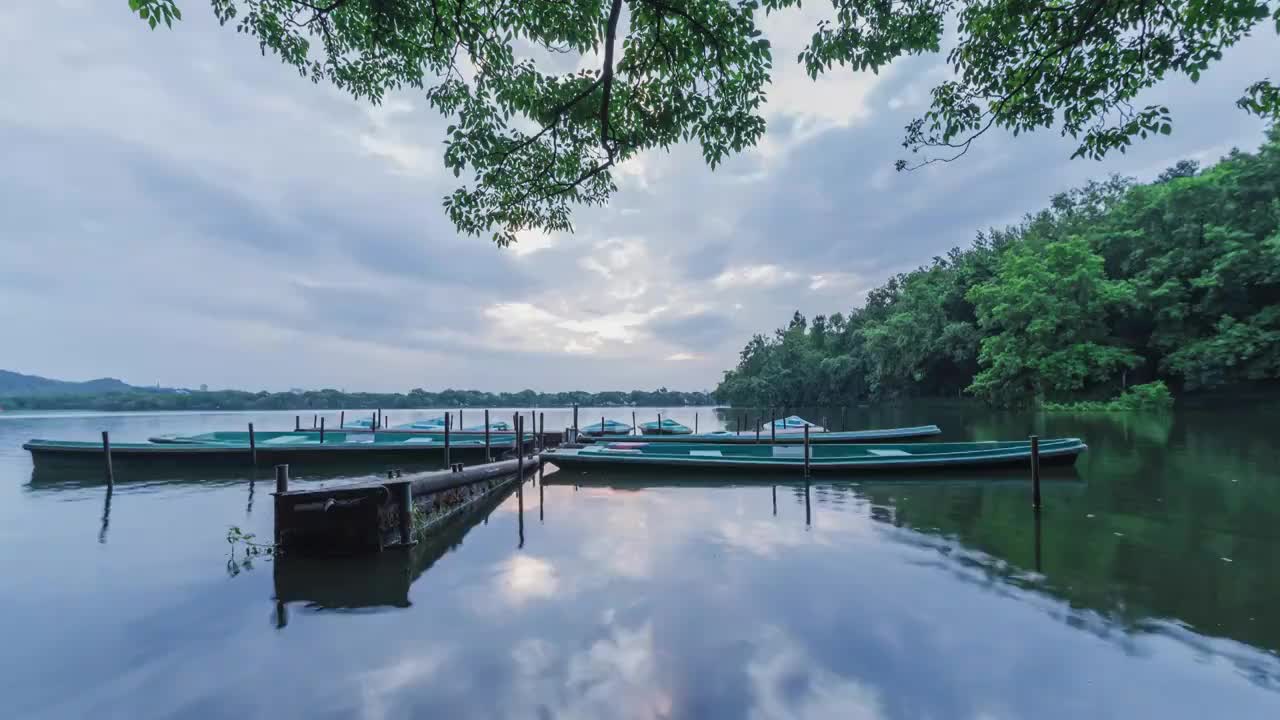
[0,370,140,397]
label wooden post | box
[1030,434,1042,510]
[695,413,699,434]
[517,416,525,480]
[102,431,114,486]
[295,415,300,431]
[770,412,776,444]
[340,410,345,428]
[395,481,412,546]
[444,414,452,468]
[370,412,376,431]
[319,417,325,444]
[803,424,811,478]
[460,408,464,429]
[658,413,662,435]
[841,406,847,432]
[313,414,317,429]
[756,419,761,444]
[572,404,579,433]
[273,464,289,547]
[631,411,637,436]
[484,409,492,462]
[248,422,257,465]
[539,412,545,451]
[772,485,777,516]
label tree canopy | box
[129,0,1280,246]
[716,126,1280,407]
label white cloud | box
[713,265,801,290]
[496,555,559,606]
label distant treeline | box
[0,387,714,412]
[718,127,1280,407]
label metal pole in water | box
[695,413,699,434]
[803,424,811,478]
[340,410,345,428]
[444,414,452,468]
[319,417,325,444]
[102,431,114,486]
[396,481,412,546]
[573,404,579,433]
[249,422,257,465]
[460,407,464,429]
[295,415,300,431]
[484,409,492,462]
[632,411,637,436]
[602,416,606,435]
[1030,434,1042,510]
[513,413,520,455]
[756,419,761,444]
[658,413,662,435]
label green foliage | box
[1042,381,1175,412]
[131,1,1280,243]
[718,128,1280,407]
[0,386,713,411]
[967,236,1140,406]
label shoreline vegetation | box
[716,128,1280,409]
[0,388,712,413]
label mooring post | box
[823,416,829,433]
[273,464,289,546]
[695,413,699,434]
[248,422,258,466]
[319,417,326,444]
[484,408,492,462]
[772,485,777,516]
[102,431,114,486]
[840,406,847,432]
[395,481,412,546]
[771,412,776,444]
[340,410,345,428]
[756,419,761,444]
[313,414,317,429]
[572,404,579,433]
[444,414,452,468]
[601,416,606,435]
[295,415,300,431]
[803,424,812,478]
[517,416,525,479]
[460,408,464,429]
[658,413,662,434]
[1030,434,1042,510]
[370,412,376,431]
[539,412,545,451]
[632,411,637,436]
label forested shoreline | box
[0,387,712,412]
[717,128,1280,407]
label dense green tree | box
[129,0,1280,245]
[718,128,1280,407]
[967,236,1139,405]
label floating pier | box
[272,454,541,555]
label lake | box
[1,404,1278,718]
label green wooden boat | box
[638,418,693,435]
[543,438,1086,473]
[586,424,942,444]
[578,419,634,436]
[25,432,534,470]
[148,430,529,445]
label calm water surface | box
[1,405,1278,718]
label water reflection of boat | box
[272,480,520,614]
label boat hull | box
[542,439,1085,474]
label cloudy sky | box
[0,2,1273,392]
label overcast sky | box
[0,2,1273,392]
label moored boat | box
[638,418,693,435]
[766,415,824,432]
[578,419,634,436]
[25,432,535,471]
[586,424,942,444]
[543,438,1086,473]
